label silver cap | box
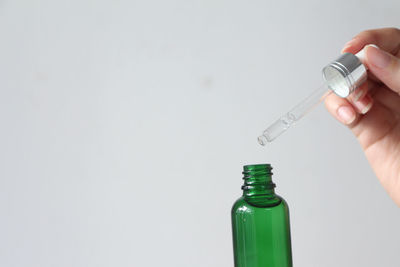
[322,52,367,98]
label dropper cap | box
[322,45,376,98]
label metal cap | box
[322,52,367,98]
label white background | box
[1,1,400,266]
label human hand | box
[324,28,400,206]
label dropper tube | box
[257,83,331,145]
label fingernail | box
[341,39,357,53]
[353,89,364,102]
[354,95,373,114]
[337,106,356,124]
[361,101,373,114]
[341,44,352,53]
[341,45,351,53]
[367,46,392,68]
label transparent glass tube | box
[258,83,332,145]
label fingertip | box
[341,32,375,55]
[324,92,338,110]
[341,38,364,54]
[337,105,357,125]
[341,44,354,54]
[325,93,357,125]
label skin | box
[325,27,400,206]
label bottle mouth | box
[241,164,279,206]
[243,164,272,176]
[242,164,275,189]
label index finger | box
[342,27,400,56]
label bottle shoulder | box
[231,197,251,216]
[231,197,246,210]
[231,195,287,213]
[276,194,288,206]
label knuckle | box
[395,28,400,41]
[389,27,400,36]
[383,27,400,41]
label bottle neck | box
[241,164,281,207]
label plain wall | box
[0,0,400,266]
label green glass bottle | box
[231,164,292,267]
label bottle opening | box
[243,163,272,174]
[241,164,280,207]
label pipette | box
[258,45,373,146]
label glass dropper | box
[257,83,332,145]
[257,45,374,146]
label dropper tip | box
[257,135,268,146]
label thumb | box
[365,45,400,94]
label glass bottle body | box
[231,164,292,267]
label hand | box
[324,28,400,206]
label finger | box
[365,71,381,84]
[342,28,400,55]
[373,85,400,114]
[325,87,396,150]
[325,92,357,125]
[341,28,400,85]
[350,100,398,151]
[364,45,400,94]
[347,81,375,114]
[352,94,374,115]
